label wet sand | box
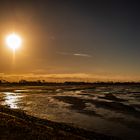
[0,105,119,140]
[0,84,140,140]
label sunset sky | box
[0,0,140,82]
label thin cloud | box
[73,53,92,57]
[57,52,92,58]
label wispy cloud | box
[57,52,92,58]
[73,53,92,57]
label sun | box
[6,33,22,50]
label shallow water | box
[0,85,140,140]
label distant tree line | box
[0,79,140,86]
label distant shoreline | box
[0,80,140,87]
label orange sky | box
[0,1,140,82]
[0,73,140,82]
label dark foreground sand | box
[0,105,120,140]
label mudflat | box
[0,105,119,140]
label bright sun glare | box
[6,33,22,50]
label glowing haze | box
[0,0,140,82]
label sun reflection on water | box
[2,92,22,109]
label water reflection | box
[2,92,22,109]
[0,86,140,140]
